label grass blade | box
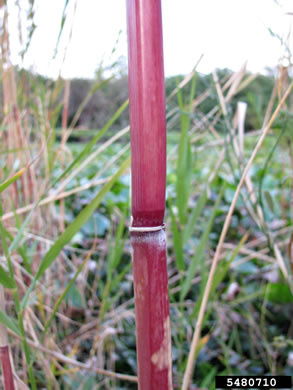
[52,99,129,188]
[183,186,208,245]
[21,157,130,309]
[0,311,20,336]
[43,246,93,336]
[0,266,15,289]
[0,168,26,193]
[169,199,184,271]
[180,185,225,301]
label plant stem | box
[131,230,172,389]
[126,0,173,388]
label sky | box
[7,0,293,80]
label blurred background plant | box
[0,0,292,389]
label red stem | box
[126,0,166,228]
[131,230,172,389]
[126,0,173,388]
[0,346,15,390]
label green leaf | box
[176,130,192,225]
[0,310,20,335]
[0,168,26,194]
[200,367,217,389]
[169,200,184,271]
[264,190,275,213]
[0,265,15,289]
[66,285,84,309]
[176,79,193,225]
[191,234,248,322]
[0,220,16,289]
[52,99,129,188]
[9,204,37,255]
[267,282,293,303]
[110,262,131,292]
[21,157,130,309]
[54,0,70,58]
[188,71,197,112]
[181,184,225,301]
[107,209,127,274]
[43,250,91,336]
[184,187,208,245]
[82,213,110,236]
[235,261,259,274]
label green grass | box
[0,54,292,389]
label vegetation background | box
[0,0,292,389]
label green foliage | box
[21,157,130,310]
[266,283,293,303]
[1,55,292,389]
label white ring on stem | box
[129,223,166,232]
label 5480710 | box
[215,375,292,389]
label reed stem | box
[126,0,173,388]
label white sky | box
[8,0,293,79]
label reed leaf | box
[176,113,192,224]
[0,266,15,289]
[52,99,129,188]
[43,249,92,336]
[21,157,130,310]
[0,168,26,193]
[183,187,208,245]
[180,185,225,301]
[169,199,184,271]
[0,310,20,336]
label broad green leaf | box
[267,282,293,303]
[82,213,110,237]
[0,310,20,335]
[21,157,130,309]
